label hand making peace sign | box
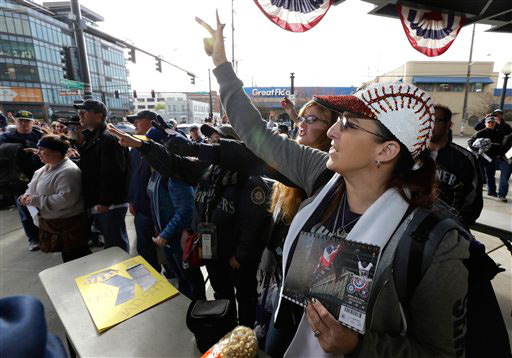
[196,10,228,67]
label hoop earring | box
[375,160,381,168]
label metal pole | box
[231,0,236,73]
[500,74,509,110]
[290,72,295,94]
[70,0,92,99]
[208,69,213,120]
[460,23,476,136]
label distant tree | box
[154,103,165,111]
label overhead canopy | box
[361,0,512,33]
[412,76,494,84]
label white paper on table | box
[27,205,39,227]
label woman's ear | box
[376,140,401,164]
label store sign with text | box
[0,86,43,103]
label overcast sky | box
[38,0,512,94]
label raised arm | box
[196,13,328,196]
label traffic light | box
[190,76,195,85]
[128,48,136,63]
[114,90,119,99]
[60,46,73,80]
[133,90,137,98]
[151,90,155,98]
[155,58,162,73]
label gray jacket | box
[214,62,469,358]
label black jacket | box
[0,128,43,180]
[79,122,129,209]
[468,128,504,160]
[138,140,272,264]
[474,118,512,136]
[430,142,483,226]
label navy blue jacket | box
[128,149,152,216]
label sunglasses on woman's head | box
[339,116,389,140]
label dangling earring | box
[375,160,381,168]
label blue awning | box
[494,88,512,97]
[412,76,494,84]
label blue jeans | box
[162,245,205,300]
[134,213,159,271]
[497,159,512,198]
[264,310,298,358]
[93,207,129,252]
[15,196,39,244]
[480,158,497,195]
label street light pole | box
[208,69,213,120]
[231,0,236,73]
[499,62,512,110]
[70,0,92,99]
[290,72,295,105]
[460,23,476,136]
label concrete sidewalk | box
[1,191,511,355]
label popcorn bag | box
[201,326,258,358]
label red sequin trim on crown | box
[314,95,377,119]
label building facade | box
[0,0,131,121]
[376,61,511,135]
[134,91,220,124]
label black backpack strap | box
[395,207,472,308]
[406,211,445,300]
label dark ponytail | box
[375,122,437,208]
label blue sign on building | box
[243,86,357,108]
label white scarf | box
[277,174,409,357]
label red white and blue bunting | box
[254,0,333,32]
[398,4,465,57]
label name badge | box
[198,222,217,260]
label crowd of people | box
[0,15,511,358]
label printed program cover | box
[282,232,380,333]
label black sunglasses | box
[340,116,389,140]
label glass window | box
[147,105,155,109]
[417,83,434,92]
[147,98,155,102]
[157,98,165,102]
[21,19,30,36]
[5,16,15,34]
[0,15,7,33]
[435,83,464,92]
[13,18,23,35]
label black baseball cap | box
[57,114,81,126]
[200,124,240,140]
[14,110,34,121]
[73,99,107,118]
[126,110,158,124]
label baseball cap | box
[126,110,158,124]
[200,124,240,141]
[14,110,34,121]
[57,115,81,126]
[190,124,199,130]
[0,296,67,358]
[485,116,496,123]
[313,82,434,159]
[492,109,503,115]
[73,99,107,118]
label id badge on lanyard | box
[197,222,217,260]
